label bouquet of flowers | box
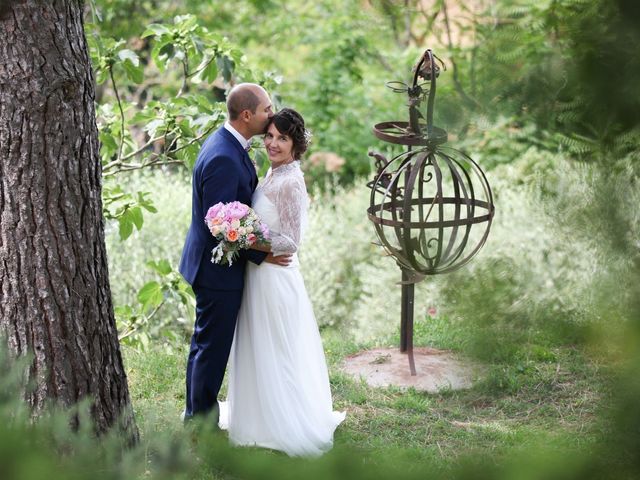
[205,201,270,266]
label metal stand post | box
[400,269,417,376]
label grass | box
[122,312,612,478]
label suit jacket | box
[179,127,267,290]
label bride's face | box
[263,123,294,165]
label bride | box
[219,108,345,456]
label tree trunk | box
[0,0,137,439]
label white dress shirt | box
[224,121,251,151]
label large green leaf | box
[99,130,118,159]
[118,49,143,84]
[130,206,144,230]
[117,48,139,66]
[192,56,218,84]
[174,14,198,31]
[152,41,174,71]
[216,56,235,82]
[147,259,172,276]
[122,61,143,84]
[95,67,109,85]
[141,24,171,38]
[138,192,158,213]
[118,214,134,240]
[137,281,164,311]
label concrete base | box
[340,347,478,392]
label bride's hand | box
[264,253,292,266]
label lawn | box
[123,311,612,479]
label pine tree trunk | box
[0,0,137,439]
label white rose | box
[238,227,246,235]
[246,225,254,233]
[231,219,240,229]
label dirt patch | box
[341,347,479,392]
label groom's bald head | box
[226,83,267,121]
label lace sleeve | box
[270,176,308,256]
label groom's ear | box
[240,109,252,122]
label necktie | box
[244,146,257,170]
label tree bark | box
[0,0,137,439]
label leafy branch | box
[87,16,244,239]
[102,125,215,176]
[116,260,195,350]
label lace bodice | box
[254,161,309,257]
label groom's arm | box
[198,154,241,256]
[201,154,239,210]
[245,249,268,265]
[247,244,291,266]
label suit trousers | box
[185,286,243,419]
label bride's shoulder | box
[284,168,306,188]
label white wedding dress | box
[219,161,345,457]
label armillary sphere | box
[367,49,495,375]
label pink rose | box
[247,233,257,245]
[226,201,249,220]
[260,222,270,240]
[205,202,224,222]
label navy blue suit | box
[179,126,267,419]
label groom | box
[180,83,289,424]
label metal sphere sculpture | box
[367,49,495,374]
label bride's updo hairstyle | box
[268,108,310,159]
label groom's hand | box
[264,253,292,266]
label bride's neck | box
[271,159,295,170]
